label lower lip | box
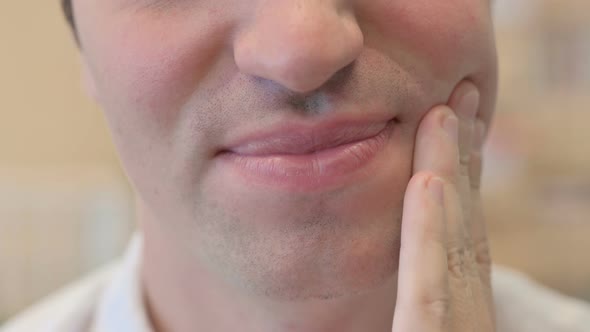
[217,122,395,192]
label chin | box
[184,192,403,301]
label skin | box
[72,0,497,331]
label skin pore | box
[72,0,497,331]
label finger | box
[413,105,460,182]
[452,94,495,330]
[452,92,491,286]
[393,173,450,332]
[447,82,480,246]
[412,101,479,331]
[470,185,496,330]
[445,88,486,331]
[443,184,482,332]
[469,120,492,280]
[447,81,480,178]
[402,106,463,331]
[413,106,468,257]
[469,121,495,329]
[469,120,486,191]
[446,84,485,278]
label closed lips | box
[215,116,397,192]
[222,120,393,156]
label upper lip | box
[221,116,395,156]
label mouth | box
[216,117,397,192]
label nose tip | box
[234,5,363,94]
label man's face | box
[74,0,497,300]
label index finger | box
[393,173,450,331]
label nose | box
[233,1,364,94]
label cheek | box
[77,11,232,197]
[86,10,228,120]
[366,0,493,79]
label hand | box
[392,81,494,331]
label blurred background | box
[1,0,589,324]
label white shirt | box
[3,235,590,332]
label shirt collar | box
[92,233,154,332]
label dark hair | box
[61,0,78,42]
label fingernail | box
[442,111,459,144]
[428,176,445,206]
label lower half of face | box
[75,0,497,300]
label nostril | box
[233,5,364,97]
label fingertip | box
[448,80,480,119]
[414,105,460,180]
[422,104,454,130]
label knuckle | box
[411,171,437,187]
[451,235,481,280]
[447,246,467,279]
[420,293,452,328]
[446,208,484,280]
[464,248,481,279]
[474,239,493,271]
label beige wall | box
[0,1,133,320]
[0,2,120,167]
[486,0,590,301]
